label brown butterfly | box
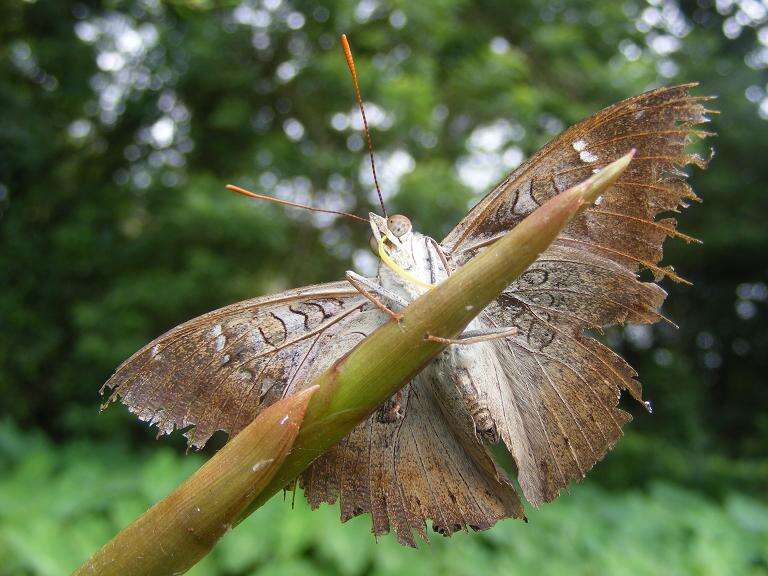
[101,37,713,546]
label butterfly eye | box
[387,215,412,238]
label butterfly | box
[101,38,713,547]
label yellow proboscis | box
[378,241,435,290]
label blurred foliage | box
[1,0,767,572]
[2,421,767,576]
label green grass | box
[1,422,766,576]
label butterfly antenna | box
[226,184,369,223]
[341,34,387,218]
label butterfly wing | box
[101,281,369,449]
[443,83,711,270]
[300,371,524,547]
[440,83,712,505]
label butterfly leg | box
[428,237,452,277]
[345,271,407,322]
[425,326,518,345]
[377,389,405,422]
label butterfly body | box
[102,84,713,546]
[375,232,440,300]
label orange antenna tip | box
[226,184,369,224]
[340,34,357,81]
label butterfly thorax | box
[376,231,447,302]
[374,227,486,353]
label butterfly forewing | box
[101,281,368,448]
[444,83,711,275]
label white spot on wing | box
[211,324,222,337]
[238,368,254,383]
[579,150,598,163]
[214,334,226,352]
[572,139,587,152]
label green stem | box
[72,386,318,576]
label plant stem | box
[72,386,318,576]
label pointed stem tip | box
[574,148,635,206]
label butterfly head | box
[369,212,417,268]
[369,212,412,246]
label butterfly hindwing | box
[103,277,522,546]
[300,370,524,547]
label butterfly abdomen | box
[468,401,500,444]
[449,364,500,444]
